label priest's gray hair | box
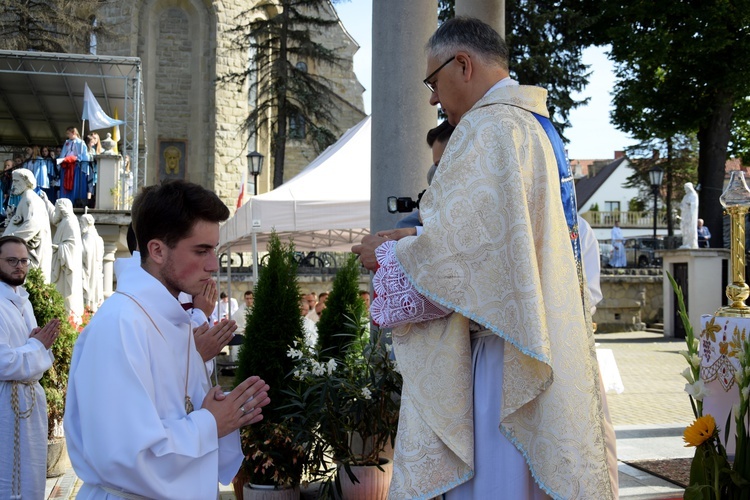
[426,17,509,71]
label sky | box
[334,1,633,160]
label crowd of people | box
[1,127,102,219]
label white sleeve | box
[64,308,238,499]
[370,241,452,327]
[0,336,53,381]
[578,217,603,308]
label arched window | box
[88,17,98,55]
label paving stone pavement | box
[47,330,694,499]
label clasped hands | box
[203,376,270,437]
[30,318,61,349]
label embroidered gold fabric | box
[389,85,613,499]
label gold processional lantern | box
[717,171,750,317]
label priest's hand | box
[194,280,218,318]
[194,319,237,362]
[376,227,417,241]
[203,376,270,438]
[352,234,388,272]
[30,318,61,349]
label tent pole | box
[227,244,232,319]
[252,233,258,288]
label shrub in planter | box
[25,267,81,439]
[234,233,308,488]
[316,254,367,361]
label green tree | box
[25,267,79,439]
[572,0,750,246]
[234,233,308,487]
[224,0,345,188]
[235,233,303,422]
[623,137,699,236]
[439,0,591,138]
[316,254,366,361]
[0,0,107,53]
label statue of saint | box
[80,213,104,311]
[680,182,699,249]
[3,169,53,282]
[48,198,84,319]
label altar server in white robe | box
[65,180,270,499]
[0,235,60,499]
[354,18,614,500]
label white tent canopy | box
[219,116,371,254]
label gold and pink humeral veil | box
[386,85,613,500]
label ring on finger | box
[240,406,245,413]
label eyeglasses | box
[2,257,30,267]
[423,56,456,93]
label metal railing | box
[581,210,668,229]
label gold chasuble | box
[388,85,613,500]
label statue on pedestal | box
[2,169,52,282]
[680,182,699,249]
[80,213,104,311]
[48,198,84,319]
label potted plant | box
[234,233,308,499]
[285,256,402,499]
[24,267,83,477]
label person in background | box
[0,235,61,499]
[306,291,328,323]
[697,218,711,248]
[232,290,254,334]
[609,219,626,268]
[299,298,318,349]
[211,292,239,324]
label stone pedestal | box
[661,248,729,338]
[95,154,123,210]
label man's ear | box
[455,51,473,82]
[146,239,167,265]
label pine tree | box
[0,0,108,53]
[316,254,366,361]
[235,232,304,422]
[223,0,344,188]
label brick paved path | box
[596,331,695,427]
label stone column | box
[456,0,505,38]
[371,1,437,234]
[102,242,117,298]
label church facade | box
[95,0,365,209]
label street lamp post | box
[648,166,664,245]
[247,151,264,196]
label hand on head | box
[202,376,270,437]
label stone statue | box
[80,213,104,311]
[48,198,84,319]
[680,182,699,249]
[101,133,116,155]
[3,169,53,282]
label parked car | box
[623,236,665,267]
[599,242,613,267]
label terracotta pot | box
[338,458,393,500]
[47,436,68,478]
[243,483,300,500]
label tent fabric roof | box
[219,116,371,253]
[0,50,140,148]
